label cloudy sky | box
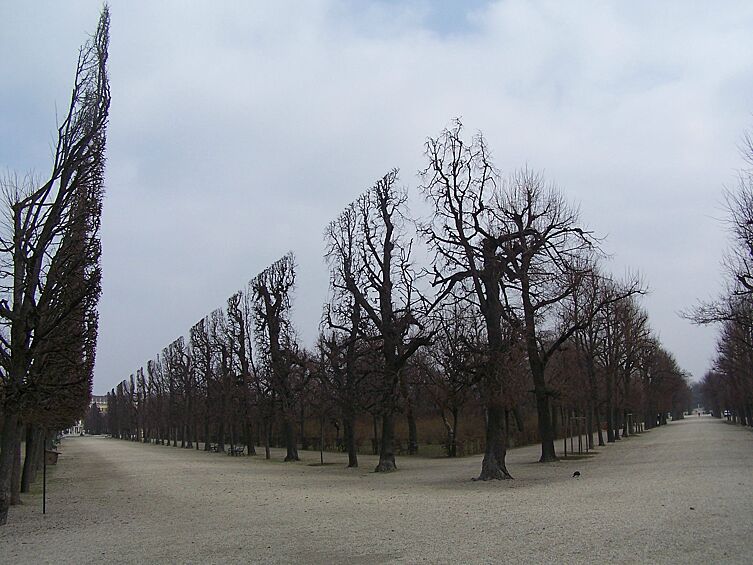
[2,1,752,393]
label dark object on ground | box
[572,471,581,478]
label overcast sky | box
[2,1,752,393]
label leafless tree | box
[422,297,482,457]
[226,290,257,455]
[420,120,526,479]
[251,253,302,461]
[325,170,430,472]
[489,170,602,462]
[0,7,109,525]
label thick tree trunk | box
[245,419,256,455]
[343,414,358,468]
[374,413,396,472]
[534,382,557,462]
[0,411,22,525]
[614,410,622,440]
[21,424,40,493]
[477,405,513,480]
[283,418,299,462]
[10,440,21,505]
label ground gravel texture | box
[1,416,751,564]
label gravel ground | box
[1,415,751,564]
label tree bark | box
[374,413,396,472]
[21,424,40,493]
[343,414,358,468]
[283,418,299,462]
[533,379,558,462]
[477,405,513,480]
[10,440,21,505]
[245,418,256,455]
[0,412,22,525]
[448,407,459,457]
[606,370,616,442]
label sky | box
[2,0,752,393]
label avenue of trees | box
[0,8,110,525]
[691,132,753,426]
[104,121,692,482]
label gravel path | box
[1,416,751,564]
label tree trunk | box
[606,402,615,443]
[203,414,210,451]
[245,418,256,455]
[0,411,22,525]
[534,381,557,462]
[449,406,459,457]
[343,414,358,468]
[477,405,513,480]
[300,405,308,451]
[374,412,396,472]
[218,421,225,452]
[21,424,40,493]
[283,418,299,462]
[586,402,594,450]
[10,440,21,505]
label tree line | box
[103,120,692,481]
[691,131,753,426]
[0,8,110,525]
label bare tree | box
[422,298,481,457]
[0,7,109,525]
[420,120,525,480]
[325,171,430,472]
[489,170,602,462]
[251,253,302,462]
[226,290,257,455]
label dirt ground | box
[1,416,751,564]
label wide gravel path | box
[1,415,751,564]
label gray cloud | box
[2,0,751,392]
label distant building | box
[63,421,83,435]
[91,394,108,413]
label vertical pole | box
[320,416,324,466]
[43,452,47,515]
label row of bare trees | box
[105,120,691,482]
[104,253,314,461]
[0,9,110,525]
[691,131,753,425]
